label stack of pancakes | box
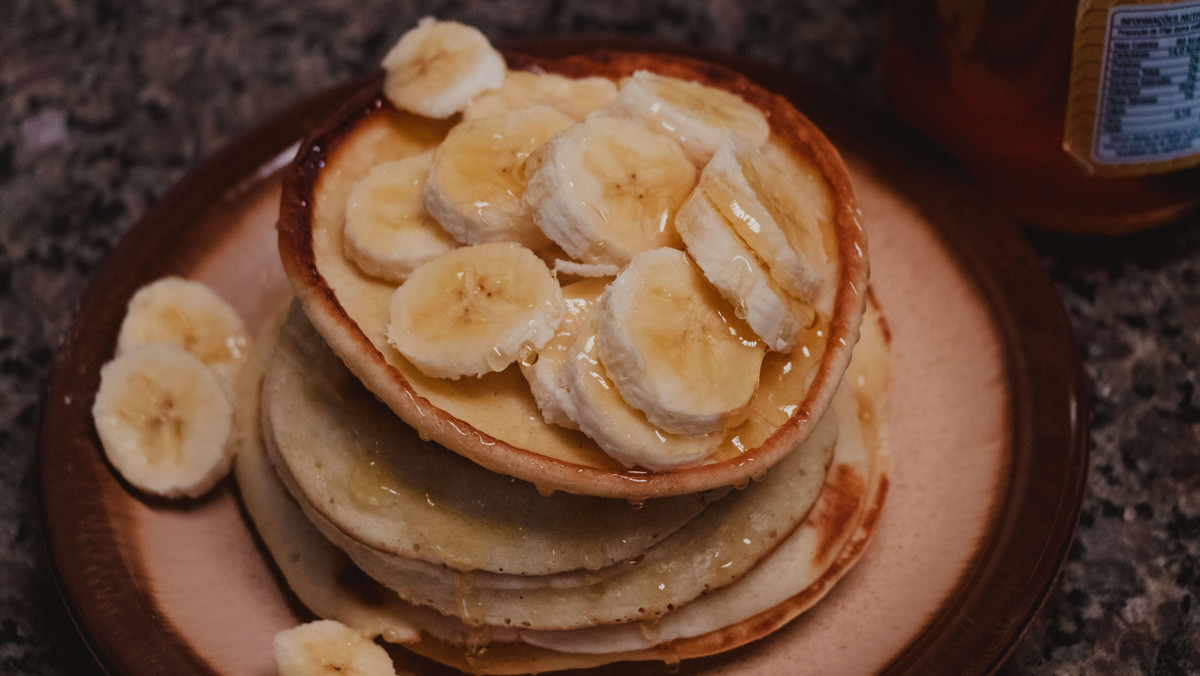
[234,52,890,674]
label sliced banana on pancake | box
[274,620,396,676]
[563,322,719,471]
[760,137,837,293]
[519,278,607,430]
[425,106,573,248]
[676,135,829,351]
[343,151,458,283]
[524,117,696,266]
[463,70,618,121]
[381,17,505,119]
[92,343,233,499]
[387,243,564,380]
[676,199,805,353]
[596,248,765,437]
[702,135,828,302]
[116,276,248,389]
[606,71,770,165]
[550,259,620,280]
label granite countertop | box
[2,1,1198,674]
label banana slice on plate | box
[596,247,765,437]
[463,70,618,121]
[519,278,608,430]
[388,242,565,380]
[91,343,234,499]
[274,620,396,676]
[525,117,697,266]
[343,151,458,283]
[381,17,505,119]
[115,276,248,389]
[606,70,771,165]
[425,106,574,248]
[676,135,827,352]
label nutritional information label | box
[1093,1,1200,165]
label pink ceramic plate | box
[39,46,1086,675]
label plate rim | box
[37,43,1087,676]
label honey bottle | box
[885,0,1200,234]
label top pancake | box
[277,50,868,499]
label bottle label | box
[1064,0,1200,175]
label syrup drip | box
[348,442,401,507]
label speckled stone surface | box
[2,1,1198,674]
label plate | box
[39,45,1087,675]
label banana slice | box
[525,117,697,266]
[116,277,248,389]
[676,199,805,353]
[606,70,771,165]
[343,151,458,283]
[595,247,765,437]
[463,70,618,121]
[563,320,719,471]
[707,135,828,301]
[425,106,574,249]
[519,278,608,430]
[91,344,234,499]
[274,620,396,676]
[381,17,505,119]
[388,242,565,379]
[676,135,826,351]
[551,259,621,280]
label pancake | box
[263,304,720,577]
[276,51,869,499]
[232,295,889,673]
[262,305,838,629]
